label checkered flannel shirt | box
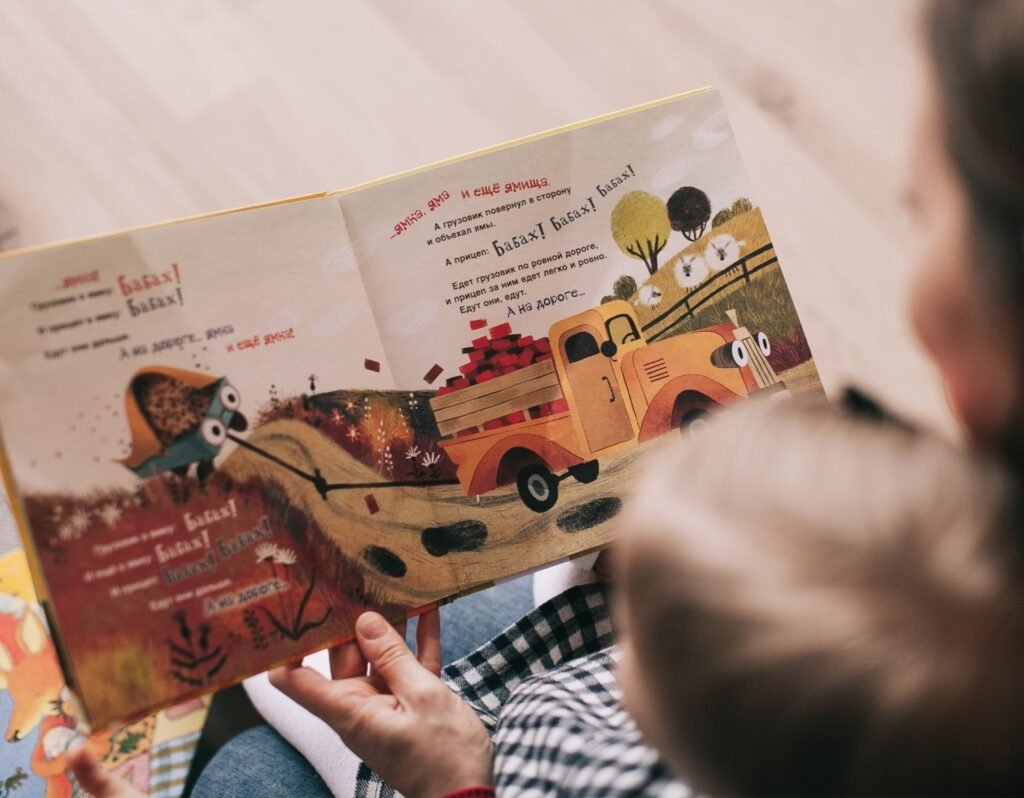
[354,583,691,797]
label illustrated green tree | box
[667,186,712,241]
[712,208,731,228]
[731,197,753,216]
[711,196,753,230]
[610,191,671,276]
[613,275,637,300]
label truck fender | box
[637,375,744,442]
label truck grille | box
[643,358,669,382]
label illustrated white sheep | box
[705,234,745,271]
[673,254,709,288]
[636,284,663,308]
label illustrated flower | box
[421,451,442,468]
[58,522,76,541]
[346,427,359,442]
[344,400,357,412]
[273,547,298,567]
[255,542,278,563]
[405,445,421,460]
[98,503,123,528]
[69,509,91,533]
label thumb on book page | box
[356,611,439,700]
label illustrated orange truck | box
[429,300,785,512]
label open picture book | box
[0,87,822,728]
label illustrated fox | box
[0,607,63,744]
[0,605,112,797]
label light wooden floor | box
[0,0,950,432]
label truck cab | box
[548,302,646,460]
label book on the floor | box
[0,87,822,728]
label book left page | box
[0,196,402,727]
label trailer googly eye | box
[756,332,771,358]
[201,418,227,446]
[219,383,241,410]
[731,340,749,367]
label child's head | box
[616,397,1024,796]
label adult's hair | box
[927,0,1024,466]
[620,398,1024,796]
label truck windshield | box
[606,314,641,345]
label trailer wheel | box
[568,459,599,484]
[517,464,559,513]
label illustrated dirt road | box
[221,363,813,607]
[222,419,645,606]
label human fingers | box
[355,612,440,700]
[415,607,442,676]
[268,664,364,721]
[271,662,411,759]
[68,748,144,798]
[329,637,368,680]
[367,618,407,682]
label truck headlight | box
[711,340,750,369]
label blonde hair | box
[620,397,1024,796]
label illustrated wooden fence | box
[641,242,777,342]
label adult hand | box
[67,748,145,798]
[269,609,493,798]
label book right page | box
[337,88,823,596]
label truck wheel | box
[672,391,719,436]
[679,409,710,436]
[517,464,559,513]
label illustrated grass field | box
[677,264,812,371]
[616,207,813,370]
[624,208,772,324]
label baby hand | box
[67,748,145,798]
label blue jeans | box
[191,576,534,797]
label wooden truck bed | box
[429,359,564,437]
